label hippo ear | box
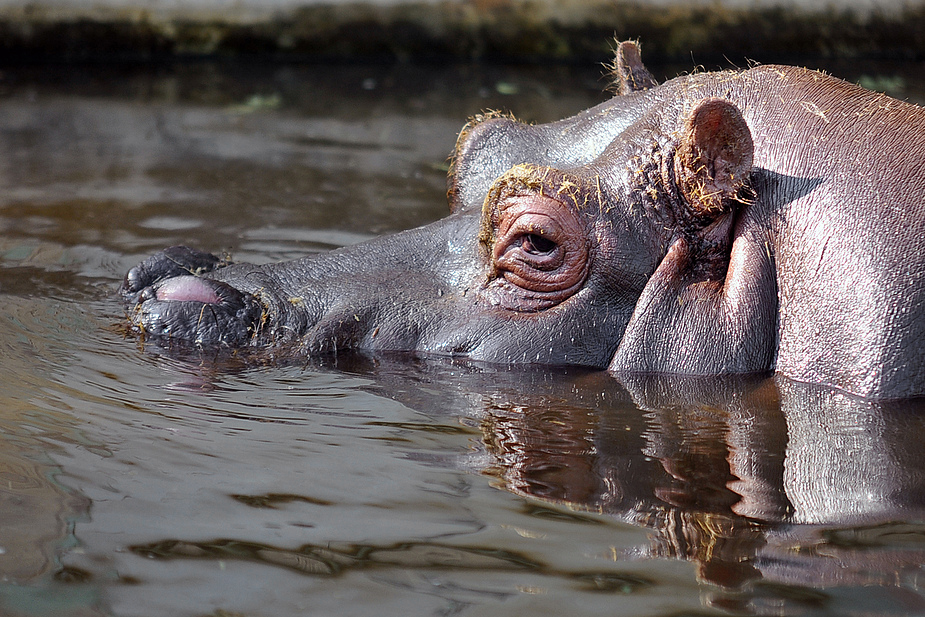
[611,40,658,95]
[674,98,754,218]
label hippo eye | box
[521,234,556,255]
[483,192,591,311]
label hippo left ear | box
[611,40,658,95]
[674,98,754,218]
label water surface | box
[1,59,924,616]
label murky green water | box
[1,59,924,616]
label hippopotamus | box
[120,41,925,399]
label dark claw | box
[120,246,224,301]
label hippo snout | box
[120,247,266,346]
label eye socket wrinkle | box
[480,180,593,311]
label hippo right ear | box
[674,98,754,218]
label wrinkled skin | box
[121,41,925,399]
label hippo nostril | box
[154,276,222,304]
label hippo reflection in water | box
[474,368,925,594]
[121,41,925,399]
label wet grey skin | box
[121,41,925,399]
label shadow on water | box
[0,58,924,616]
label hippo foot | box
[120,247,265,346]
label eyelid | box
[494,211,565,266]
[522,233,556,254]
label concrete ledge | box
[0,0,922,63]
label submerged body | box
[121,42,925,399]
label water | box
[1,58,924,616]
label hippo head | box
[120,41,758,370]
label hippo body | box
[121,42,925,399]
